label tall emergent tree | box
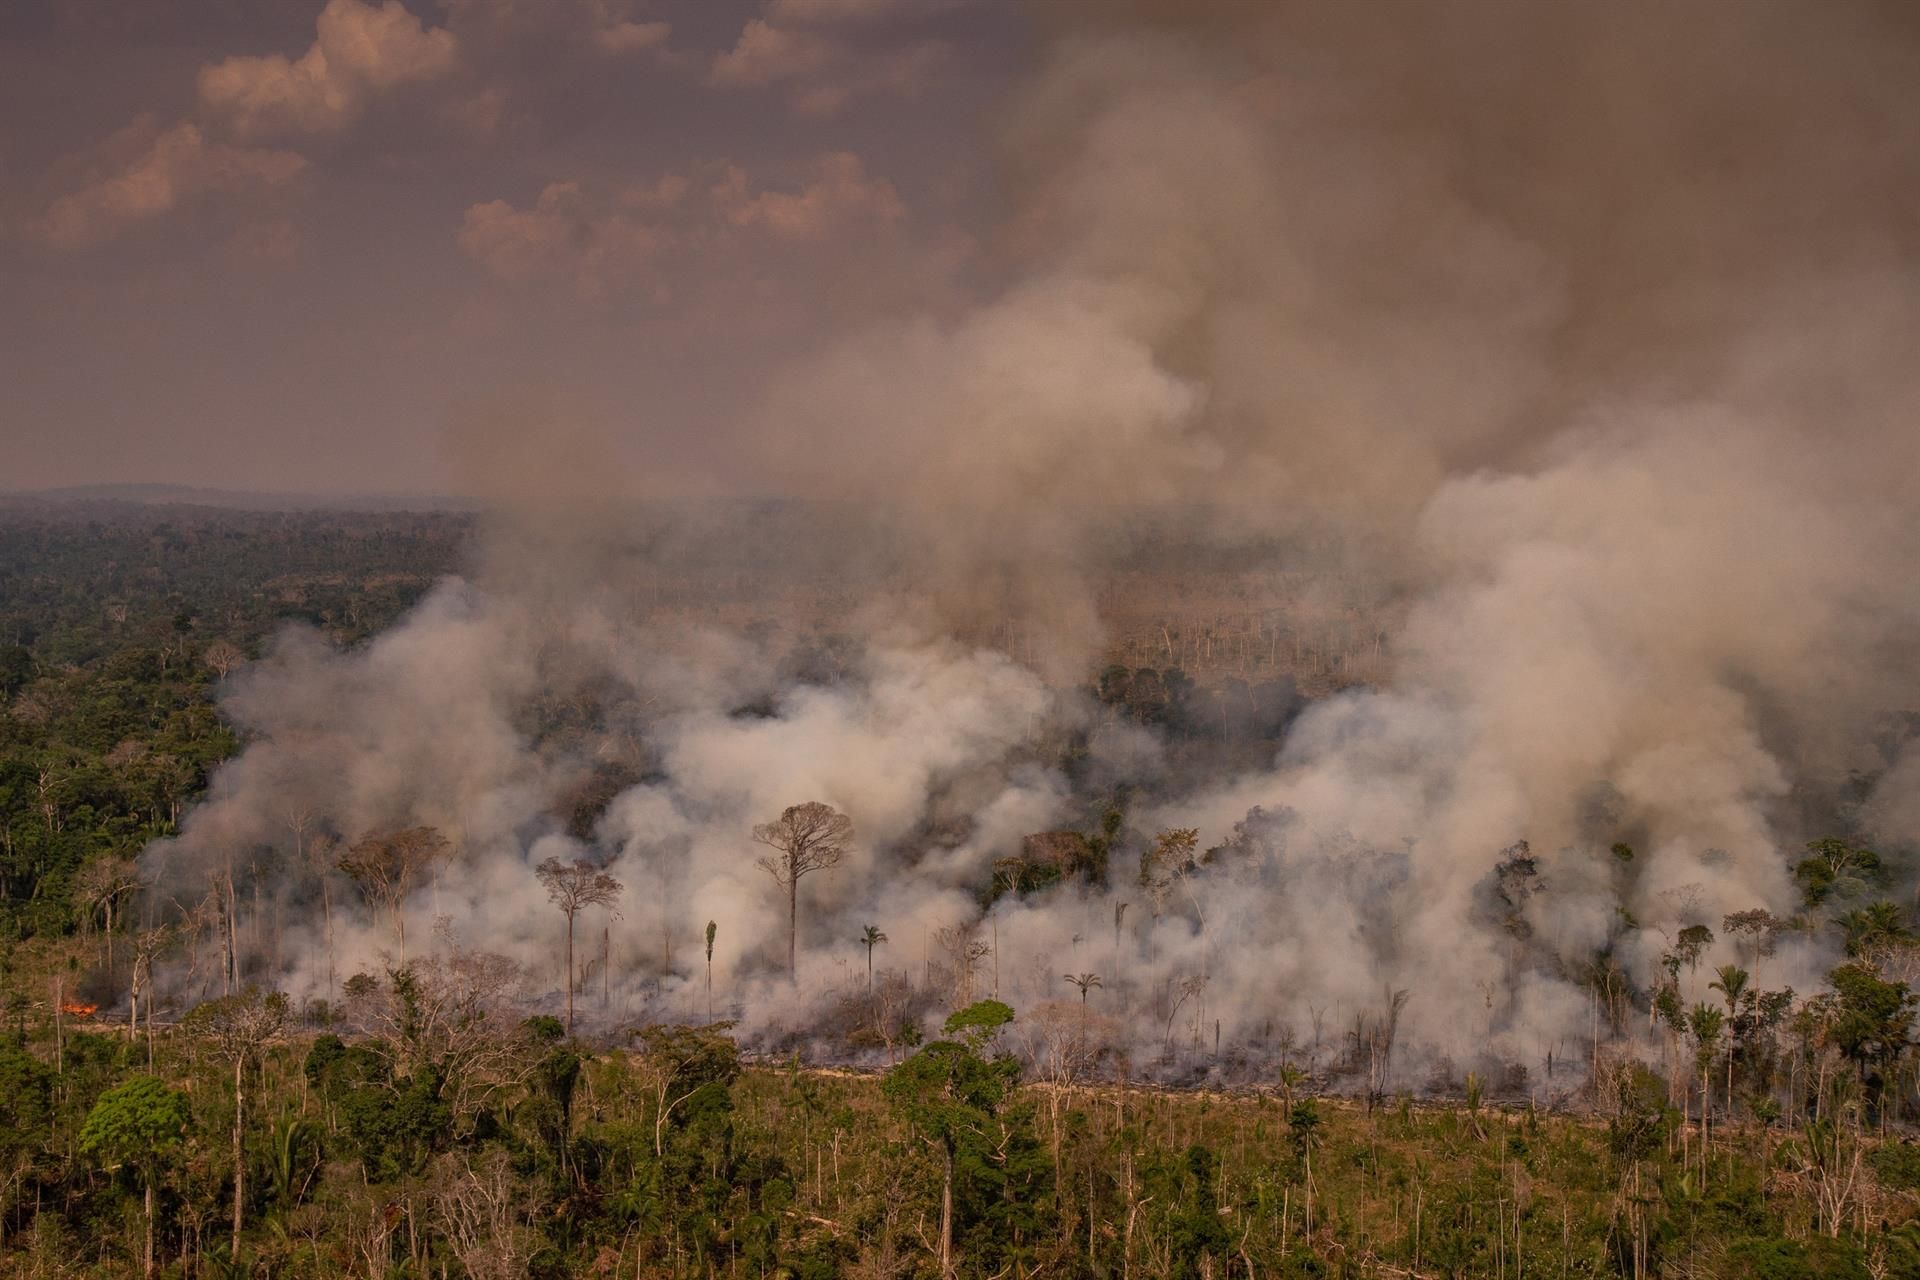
[339,826,451,961]
[705,919,718,1021]
[182,988,287,1261]
[752,801,853,981]
[534,857,624,1036]
[861,924,888,998]
[80,1076,191,1280]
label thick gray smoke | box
[142,0,1920,1092]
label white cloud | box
[36,119,308,250]
[198,0,458,138]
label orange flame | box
[59,1002,98,1017]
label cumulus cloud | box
[709,10,949,117]
[458,154,907,298]
[458,182,669,300]
[719,152,905,241]
[592,19,672,55]
[708,19,837,88]
[35,119,308,250]
[197,0,458,138]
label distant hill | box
[0,483,480,513]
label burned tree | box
[533,857,623,1036]
[338,826,450,962]
[752,801,852,981]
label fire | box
[59,1002,98,1017]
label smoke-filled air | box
[141,0,1920,1097]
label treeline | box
[4,981,1920,1278]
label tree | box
[338,826,450,962]
[705,920,718,1021]
[1689,1003,1725,1170]
[1827,962,1915,1106]
[301,833,342,1000]
[80,1076,191,1279]
[203,639,245,679]
[75,855,143,977]
[1065,972,1102,1005]
[533,857,623,1036]
[861,924,888,998]
[1839,900,1910,958]
[752,802,852,981]
[1675,923,1715,993]
[631,1022,741,1159]
[1795,838,1882,908]
[883,1001,1019,1279]
[1709,965,1749,1113]
[183,987,288,1259]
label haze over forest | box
[9,0,1920,1095]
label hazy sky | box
[0,0,1024,496]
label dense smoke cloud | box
[142,0,1920,1091]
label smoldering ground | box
[139,0,1920,1094]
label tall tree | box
[533,857,623,1036]
[752,802,853,981]
[705,919,718,1021]
[79,1076,191,1280]
[861,924,888,998]
[338,826,450,962]
[182,988,288,1262]
[883,1000,1019,1280]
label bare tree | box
[752,802,853,981]
[75,856,143,977]
[183,987,288,1260]
[935,924,992,1007]
[302,835,342,1000]
[203,639,245,679]
[533,857,623,1036]
[338,826,451,962]
[128,926,173,1067]
[428,1150,536,1280]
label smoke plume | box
[142,0,1920,1092]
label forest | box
[2,500,1920,1279]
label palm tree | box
[705,920,717,1021]
[1840,900,1910,958]
[1689,1003,1726,1179]
[1708,965,1749,1116]
[1065,972,1103,1005]
[860,925,888,998]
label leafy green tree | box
[1795,838,1882,908]
[183,987,287,1259]
[1827,963,1915,1112]
[79,1075,190,1278]
[884,1000,1021,1279]
[1839,900,1910,958]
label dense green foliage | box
[0,995,1915,1277]
[0,502,461,939]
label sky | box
[0,0,1025,497]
